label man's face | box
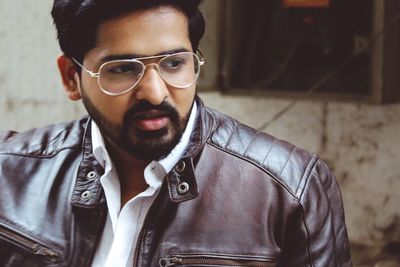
[78,6,196,160]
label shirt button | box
[177,182,190,195]
[81,191,91,200]
[86,171,97,181]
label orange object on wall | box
[283,0,330,8]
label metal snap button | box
[175,161,186,173]
[176,182,190,195]
[81,191,91,200]
[86,171,97,181]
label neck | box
[105,139,149,207]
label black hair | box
[51,0,205,63]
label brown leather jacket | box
[0,97,352,266]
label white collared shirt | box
[91,103,197,267]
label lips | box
[132,109,170,131]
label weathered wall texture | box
[1,0,399,253]
[0,1,85,131]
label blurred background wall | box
[1,0,399,265]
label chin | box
[121,127,181,161]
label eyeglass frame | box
[72,51,206,96]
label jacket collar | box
[71,96,214,207]
[165,96,215,203]
[183,96,215,158]
[71,118,106,208]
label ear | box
[57,54,82,101]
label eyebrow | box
[99,48,190,63]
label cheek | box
[82,75,98,91]
[171,87,196,117]
[81,80,131,123]
[102,99,132,123]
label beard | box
[81,92,192,161]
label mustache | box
[124,100,179,121]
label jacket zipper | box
[159,255,276,267]
[0,224,60,258]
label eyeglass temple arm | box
[197,49,206,66]
[71,58,100,78]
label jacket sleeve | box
[281,158,353,267]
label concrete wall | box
[1,0,400,252]
[0,1,85,130]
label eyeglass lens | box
[99,52,200,94]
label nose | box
[134,65,169,105]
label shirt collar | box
[158,101,197,173]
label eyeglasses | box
[72,51,206,96]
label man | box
[0,0,352,266]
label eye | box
[104,62,142,75]
[161,58,185,70]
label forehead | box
[87,6,192,61]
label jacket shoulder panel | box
[0,118,87,157]
[205,107,317,198]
